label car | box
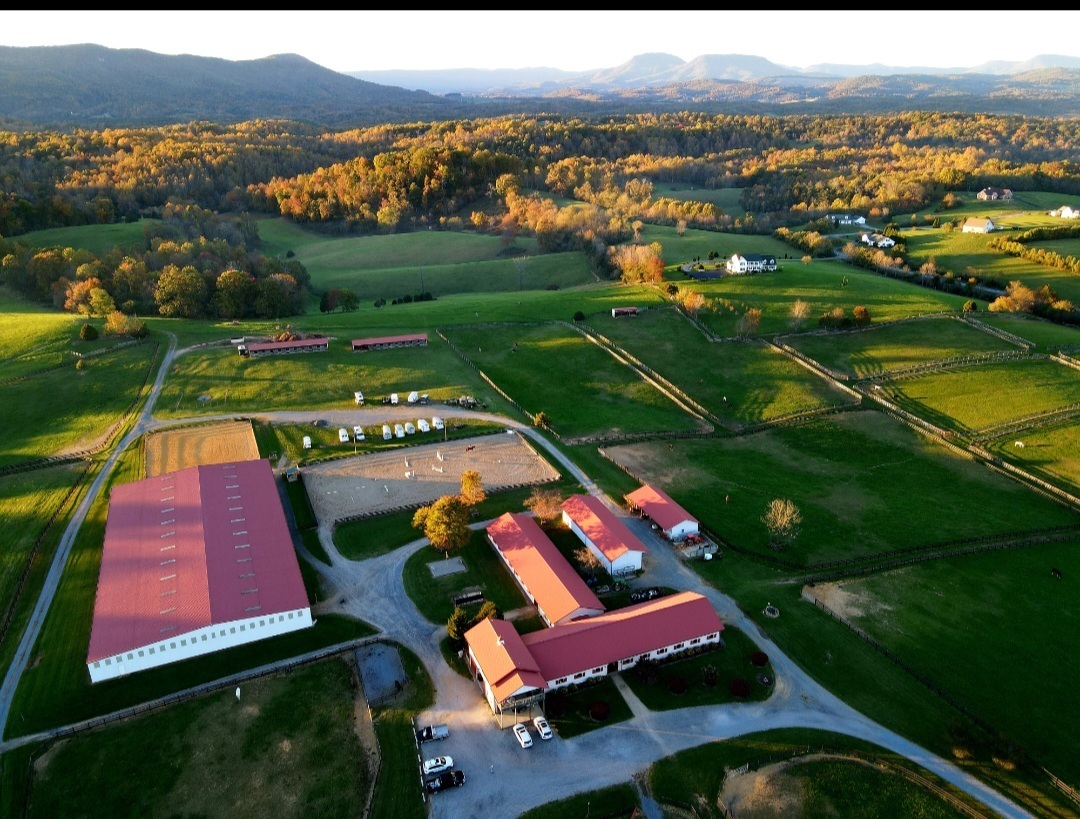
[512,722,533,748]
[353,425,365,441]
[533,716,553,740]
[415,723,449,743]
[425,769,465,794]
[422,756,454,776]
[338,428,350,443]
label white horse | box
[1014,440,1025,448]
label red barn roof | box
[561,494,648,562]
[465,617,547,702]
[625,484,697,533]
[522,591,722,681]
[87,459,309,662]
[487,513,603,624]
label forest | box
[3,111,1080,322]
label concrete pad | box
[428,556,467,577]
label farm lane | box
[0,353,1034,818]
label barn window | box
[230,627,236,634]
[170,642,177,649]
[138,650,144,657]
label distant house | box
[625,484,699,541]
[241,336,328,357]
[860,232,896,248]
[351,333,428,352]
[725,253,777,274]
[830,214,866,226]
[561,494,648,576]
[1052,206,1079,219]
[962,217,996,233]
[977,187,1012,201]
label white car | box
[353,425,365,441]
[512,722,533,748]
[422,756,454,776]
[338,428,350,443]
[533,716,553,740]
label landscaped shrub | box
[573,310,585,322]
[751,651,769,667]
[546,693,567,717]
[589,700,610,722]
[702,664,718,688]
[79,323,98,341]
[730,678,751,698]
[635,659,659,685]
[667,675,688,695]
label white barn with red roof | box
[625,484,699,541]
[487,513,604,626]
[464,591,723,718]
[561,494,648,576]
[87,459,312,683]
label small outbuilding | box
[625,484,699,541]
[561,494,648,576]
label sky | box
[4,10,1080,74]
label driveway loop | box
[355,642,408,706]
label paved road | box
[0,341,1034,818]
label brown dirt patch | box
[302,431,560,526]
[718,758,807,818]
[145,420,260,477]
[803,581,891,621]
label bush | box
[667,675,688,695]
[635,659,659,685]
[730,678,751,698]
[79,323,98,341]
[702,664,719,688]
[546,694,568,718]
[751,651,769,667]
[75,358,86,371]
[573,310,585,322]
[589,700,610,722]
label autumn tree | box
[762,498,802,551]
[412,494,471,558]
[533,411,551,430]
[611,242,664,284]
[460,470,487,507]
[788,299,811,330]
[674,285,706,316]
[155,264,207,318]
[735,307,762,338]
[574,545,602,576]
[104,310,146,338]
[64,277,103,316]
[853,305,871,326]
[88,287,116,318]
[524,487,563,523]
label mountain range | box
[3,45,1080,129]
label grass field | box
[650,183,745,211]
[588,306,858,424]
[0,340,158,467]
[678,261,969,338]
[975,313,1080,350]
[890,358,1080,435]
[25,657,368,819]
[441,322,704,439]
[783,315,1020,378]
[984,419,1080,491]
[605,410,1079,565]
[834,536,1080,785]
[15,221,152,255]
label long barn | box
[86,458,312,683]
[351,333,428,352]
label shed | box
[625,484,699,541]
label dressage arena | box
[144,420,260,477]
[302,432,561,526]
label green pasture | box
[603,410,1079,565]
[838,537,1080,784]
[24,657,367,819]
[519,783,640,819]
[401,529,527,625]
[0,290,80,371]
[984,419,1080,493]
[641,223,792,268]
[5,444,374,738]
[156,337,492,420]
[15,221,152,255]
[544,675,634,739]
[620,626,774,710]
[0,340,158,467]
[649,183,744,211]
[783,315,1019,378]
[648,727,978,819]
[441,322,703,439]
[973,314,1080,351]
[588,307,856,424]
[678,261,967,339]
[889,358,1080,435]
[1033,236,1080,261]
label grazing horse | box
[1051,567,1063,579]
[1014,440,1025,448]
[465,445,476,452]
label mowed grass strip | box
[442,322,702,439]
[604,410,1079,565]
[26,658,368,819]
[156,337,484,419]
[589,307,856,423]
[0,341,158,467]
[402,529,527,625]
[784,316,1019,378]
[889,357,1080,434]
[985,420,1080,492]
[836,537,1080,785]
[975,313,1080,351]
[6,445,375,738]
[679,261,969,339]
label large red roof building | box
[87,459,312,683]
[561,494,648,575]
